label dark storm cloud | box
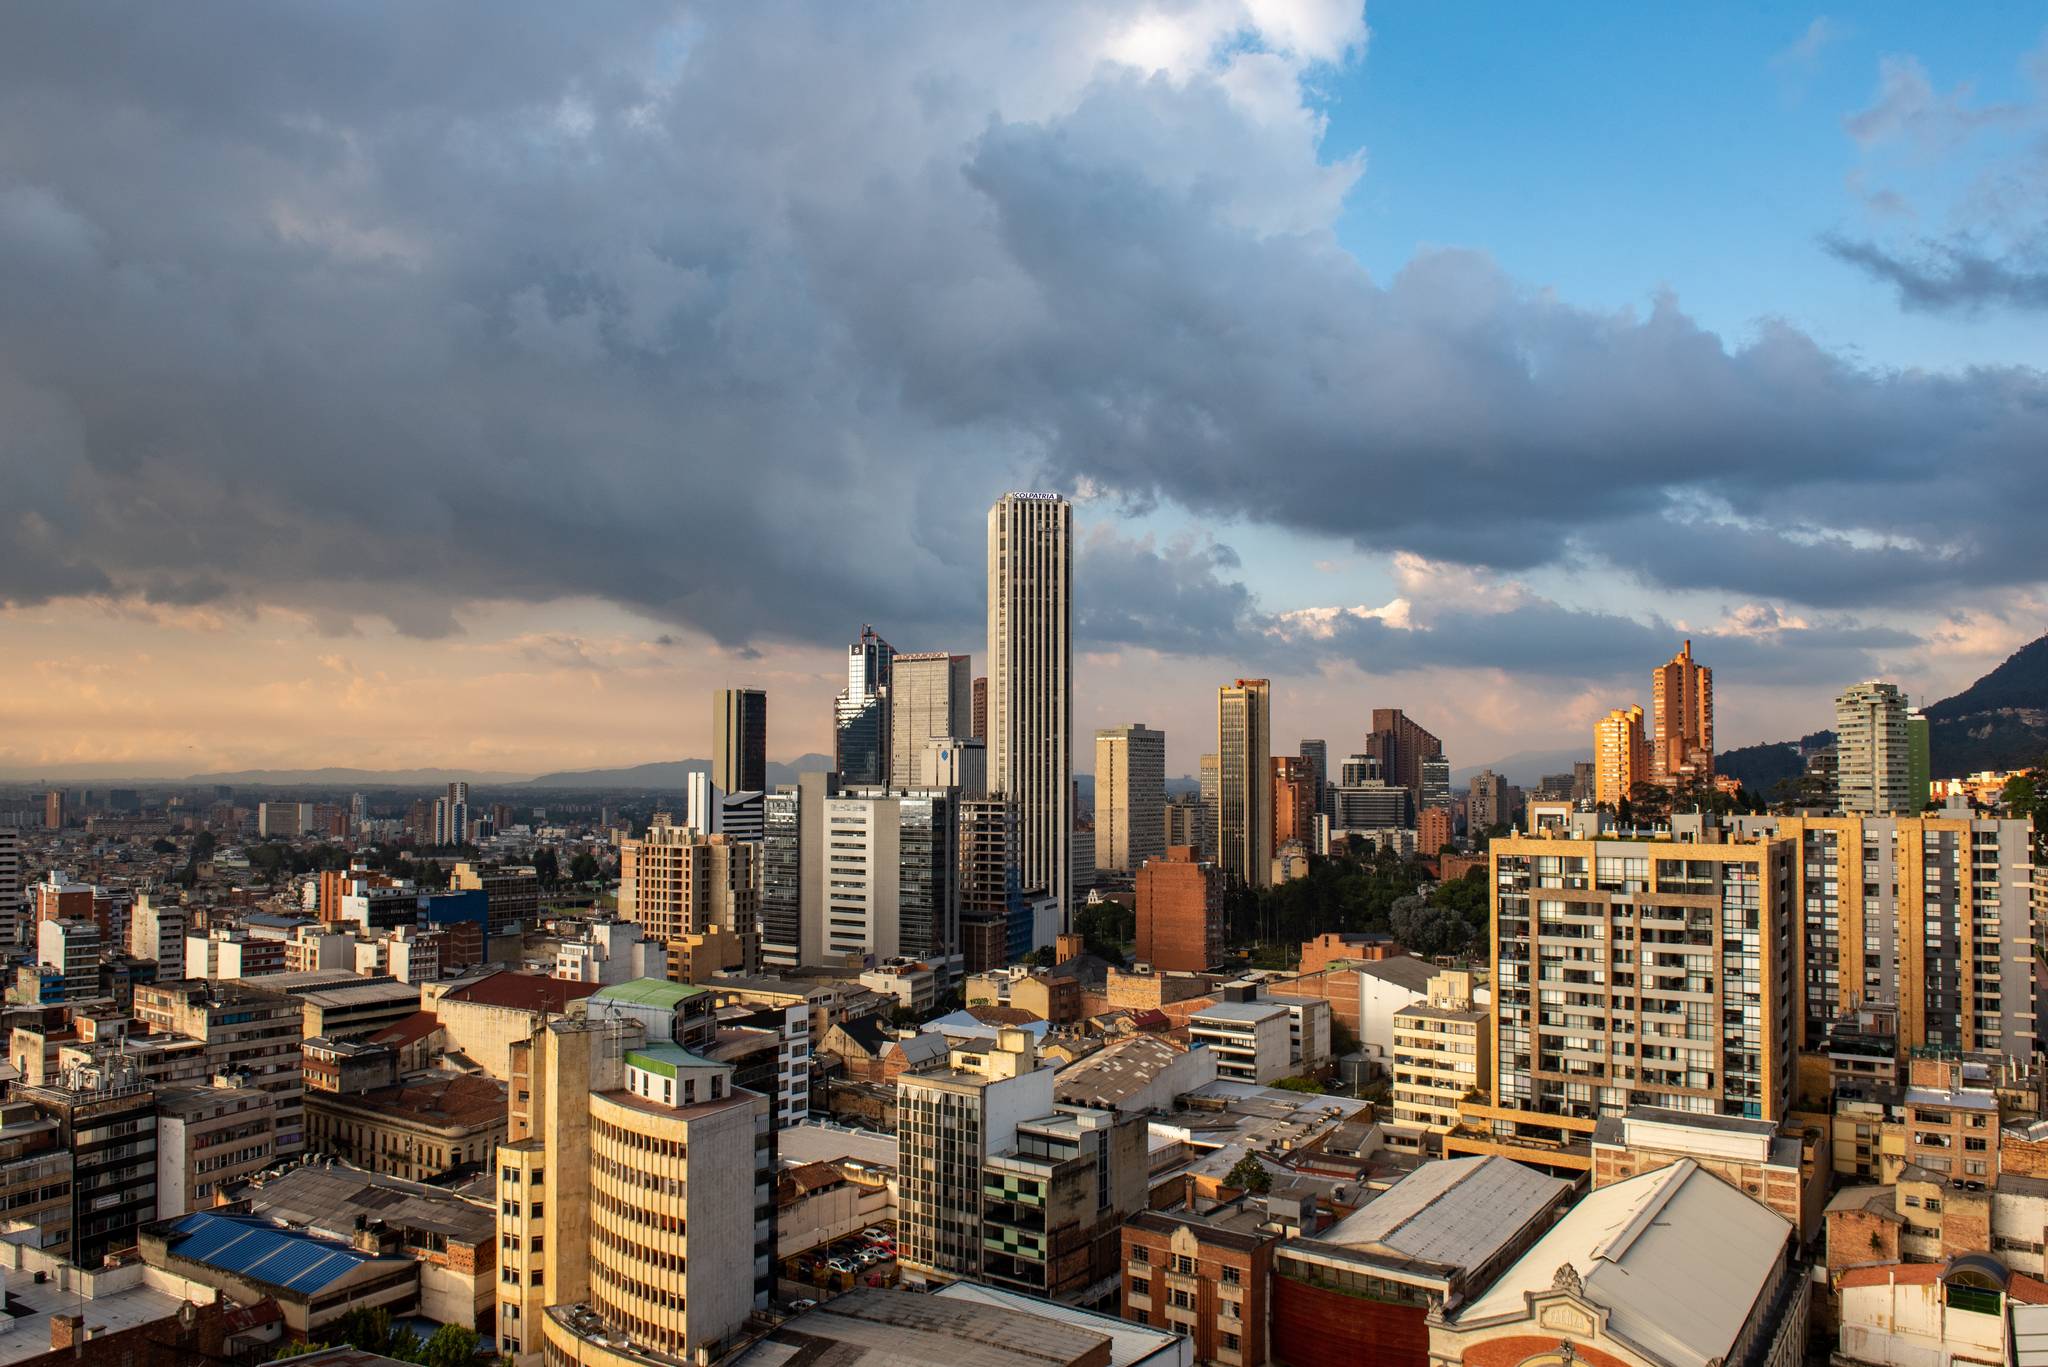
[0,3,2041,679]
[1824,229,2048,313]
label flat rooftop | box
[0,1264,184,1366]
[234,1158,496,1246]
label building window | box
[1174,1255,1196,1274]
[1221,1265,1242,1285]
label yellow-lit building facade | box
[1593,705,1649,809]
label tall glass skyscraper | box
[833,625,893,786]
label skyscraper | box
[889,652,973,788]
[1298,740,1329,817]
[834,625,894,786]
[713,687,768,794]
[1906,709,1931,812]
[1217,680,1272,889]
[42,791,64,831]
[0,828,19,948]
[1835,681,1911,815]
[1365,709,1442,806]
[1095,724,1166,873]
[1419,755,1451,811]
[987,493,1073,920]
[1593,704,1650,808]
[433,781,470,846]
[971,676,987,740]
[1651,640,1714,783]
[618,815,760,947]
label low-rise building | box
[1590,1106,1825,1244]
[140,1209,419,1340]
[1385,970,1487,1154]
[301,1073,508,1183]
[1188,995,1292,1086]
[231,1158,497,1331]
[1430,1159,1808,1367]
[1123,1196,1296,1365]
[1837,1256,2048,1367]
[1272,1156,1571,1367]
[733,1284,1186,1366]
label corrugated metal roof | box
[1454,1159,1793,1367]
[163,1211,398,1295]
[591,978,706,1008]
[1323,1157,1568,1269]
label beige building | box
[1834,680,1913,815]
[1594,703,1650,808]
[1094,724,1166,874]
[987,492,1074,920]
[618,817,760,948]
[496,1016,772,1366]
[1386,969,1488,1152]
[1216,680,1272,890]
[890,652,974,789]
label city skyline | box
[5,6,2047,780]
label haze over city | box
[6,4,2047,779]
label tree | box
[1073,899,1133,962]
[1272,1075,1325,1094]
[532,849,560,887]
[272,1344,333,1362]
[1224,1154,1272,1194]
[151,837,178,854]
[569,851,601,884]
[417,1324,484,1367]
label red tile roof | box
[443,971,598,1014]
[369,1010,444,1048]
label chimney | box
[50,1314,84,1353]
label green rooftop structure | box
[591,978,706,1009]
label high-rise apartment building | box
[1094,724,1166,874]
[619,816,760,948]
[1594,704,1650,808]
[1907,710,1931,812]
[1366,709,1443,805]
[713,687,768,794]
[1729,810,2036,1055]
[433,781,471,847]
[1199,753,1220,849]
[43,791,65,831]
[1134,846,1224,973]
[37,919,99,1003]
[1272,756,1315,854]
[1835,680,1912,815]
[987,493,1073,922]
[1467,770,1510,832]
[20,1068,157,1269]
[128,894,186,981]
[1651,640,1713,783]
[1299,740,1329,817]
[0,828,19,948]
[1217,680,1272,890]
[833,625,894,786]
[1571,761,1596,805]
[1488,829,1796,1124]
[890,653,973,788]
[1387,970,1490,1149]
[497,1015,771,1366]
[898,1028,1056,1285]
[971,676,987,740]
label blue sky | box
[1325,4,2045,370]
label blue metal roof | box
[164,1211,389,1294]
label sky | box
[3,2,2047,782]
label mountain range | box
[1717,632,2048,791]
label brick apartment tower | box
[1135,846,1224,973]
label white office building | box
[987,493,1073,925]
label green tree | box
[1224,1154,1272,1194]
[1272,1075,1325,1094]
[569,851,601,883]
[532,849,560,887]
[417,1323,485,1367]
[272,1343,333,1362]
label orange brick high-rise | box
[1135,846,1224,973]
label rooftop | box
[0,1264,186,1366]
[233,1157,496,1246]
[1190,1000,1289,1025]
[153,1209,411,1296]
[1454,1159,1794,1367]
[591,977,708,1009]
[1054,1035,1193,1107]
[775,1120,898,1171]
[734,1287,1139,1365]
[1310,1157,1569,1275]
[625,1043,723,1076]
[367,1011,444,1048]
[310,1073,508,1129]
[445,971,599,1013]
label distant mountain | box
[1453,749,1588,790]
[1920,634,2048,777]
[186,766,533,787]
[1716,632,2048,787]
[519,754,836,790]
